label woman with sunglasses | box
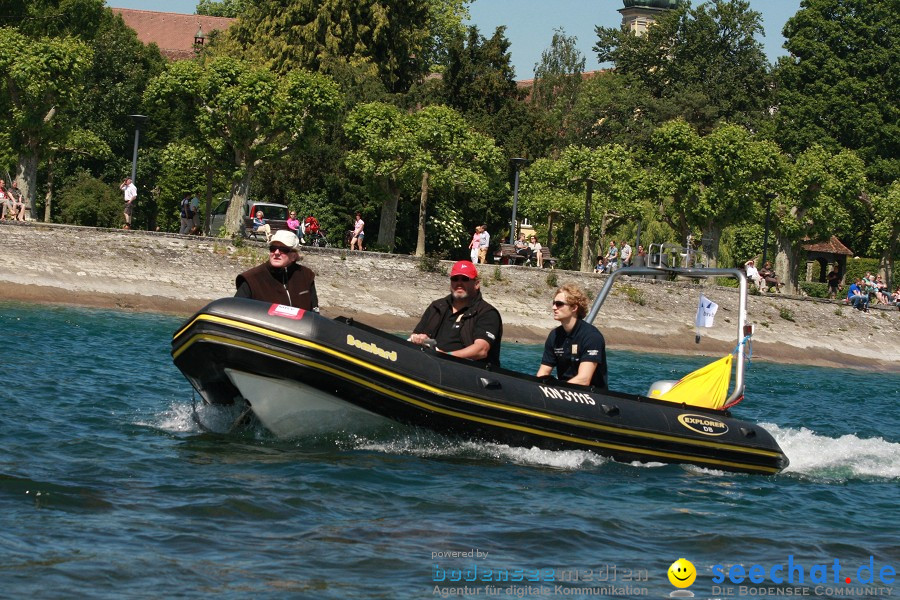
[536,284,607,389]
[286,210,301,240]
[234,230,318,310]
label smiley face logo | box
[668,558,697,588]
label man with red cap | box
[409,260,503,366]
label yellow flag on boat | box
[657,353,733,409]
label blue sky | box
[107,0,802,79]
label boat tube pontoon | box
[171,265,788,474]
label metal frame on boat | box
[171,263,788,474]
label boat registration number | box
[539,386,596,406]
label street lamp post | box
[509,158,527,243]
[128,114,148,185]
[128,114,148,230]
[761,193,775,265]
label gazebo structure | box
[803,236,853,283]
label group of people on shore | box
[179,192,202,235]
[0,180,27,222]
[513,232,544,267]
[236,240,607,389]
[595,240,634,274]
[468,225,491,264]
[846,271,899,312]
[744,259,784,292]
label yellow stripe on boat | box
[173,314,782,473]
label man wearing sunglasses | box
[234,230,318,311]
[409,260,502,366]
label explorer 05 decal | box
[678,414,729,436]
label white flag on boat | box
[695,294,718,328]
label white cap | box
[270,230,299,249]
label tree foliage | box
[345,102,502,255]
[519,143,642,270]
[594,0,772,134]
[196,0,248,18]
[144,57,342,234]
[530,28,585,149]
[55,171,122,227]
[226,0,431,94]
[868,180,899,285]
[772,145,867,292]
[0,0,104,39]
[775,0,899,187]
[649,119,783,266]
[0,27,93,212]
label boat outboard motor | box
[648,380,678,398]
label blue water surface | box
[0,302,897,599]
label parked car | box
[207,198,290,238]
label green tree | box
[0,0,104,39]
[144,57,341,234]
[196,0,247,18]
[73,10,166,176]
[594,0,772,134]
[408,106,502,256]
[520,144,641,271]
[649,119,783,267]
[421,0,471,71]
[425,25,539,158]
[227,0,430,94]
[55,171,121,227]
[345,102,417,251]
[773,146,867,293]
[0,28,93,216]
[345,102,502,256]
[44,128,111,222]
[869,181,900,287]
[775,0,899,187]
[531,28,585,149]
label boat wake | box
[355,436,611,470]
[768,423,900,480]
[147,403,897,480]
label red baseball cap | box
[450,260,478,279]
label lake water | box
[1,302,897,599]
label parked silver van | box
[207,198,290,237]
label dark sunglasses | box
[450,275,471,282]
[552,300,569,308]
[269,245,292,254]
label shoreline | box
[2,288,894,372]
[1,221,898,373]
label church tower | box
[619,0,680,36]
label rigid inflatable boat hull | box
[172,298,789,475]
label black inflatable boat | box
[171,265,788,474]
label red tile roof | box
[802,235,853,255]
[516,69,609,88]
[111,8,236,60]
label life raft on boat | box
[171,265,789,475]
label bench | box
[539,247,558,269]
[492,243,557,268]
[241,217,290,240]
[494,243,527,265]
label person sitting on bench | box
[251,210,272,243]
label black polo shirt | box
[433,301,502,354]
[541,319,608,389]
